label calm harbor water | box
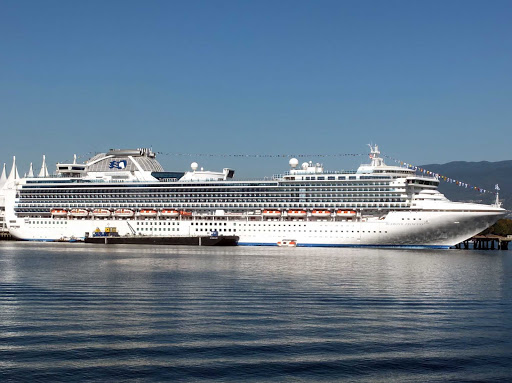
[1,243,511,382]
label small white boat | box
[69,208,89,217]
[91,209,111,217]
[51,209,68,217]
[287,210,307,218]
[277,239,297,247]
[139,209,157,217]
[114,209,135,218]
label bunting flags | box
[155,152,365,158]
[382,155,496,195]
[73,149,496,195]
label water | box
[1,243,511,382]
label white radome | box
[289,158,299,168]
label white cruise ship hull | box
[7,209,505,248]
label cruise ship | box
[1,146,506,248]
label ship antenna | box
[494,184,502,208]
[367,144,383,167]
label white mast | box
[368,144,384,167]
[27,162,34,178]
[38,155,49,177]
[494,184,502,208]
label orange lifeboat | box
[91,209,111,217]
[161,209,180,218]
[51,209,67,217]
[336,210,357,218]
[287,210,307,218]
[311,210,331,218]
[262,210,282,217]
[114,209,135,218]
[139,209,158,217]
[69,208,89,217]
[180,211,192,216]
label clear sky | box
[1,0,511,177]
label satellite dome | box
[302,162,309,170]
[289,158,299,168]
[191,162,198,171]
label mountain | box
[420,160,512,212]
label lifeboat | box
[262,210,282,217]
[69,208,89,217]
[51,209,67,217]
[336,210,357,218]
[161,209,180,218]
[287,210,307,218]
[180,211,192,216]
[139,209,157,217]
[311,210,331,218]
[91,209,111,217]
[114,209,135,218]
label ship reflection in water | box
[1,243,511,382]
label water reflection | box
[0,242,511,382]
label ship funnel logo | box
[109,160,127,169]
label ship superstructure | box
[2,146,506,248]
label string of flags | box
[77,151,366,160]
[74,150,498,195]
[156,152,366,158]
[382,155,498,195]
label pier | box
[0,231,13,240]
[455,235,511,250]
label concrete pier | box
[455,235,511,250]
[0,231,13,240]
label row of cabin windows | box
[19,186,403,198]
[19,190,403,199]
[28,220,67,225]
[20,190,402,197]
[22,182,395,193]
[239,228,389,234]
[136,221,179,226]
[15,203,410,213]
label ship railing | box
[281,170,358,176]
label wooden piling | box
[458,235,511,250]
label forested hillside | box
[420,160,512,212]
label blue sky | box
[1,0,511,177]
